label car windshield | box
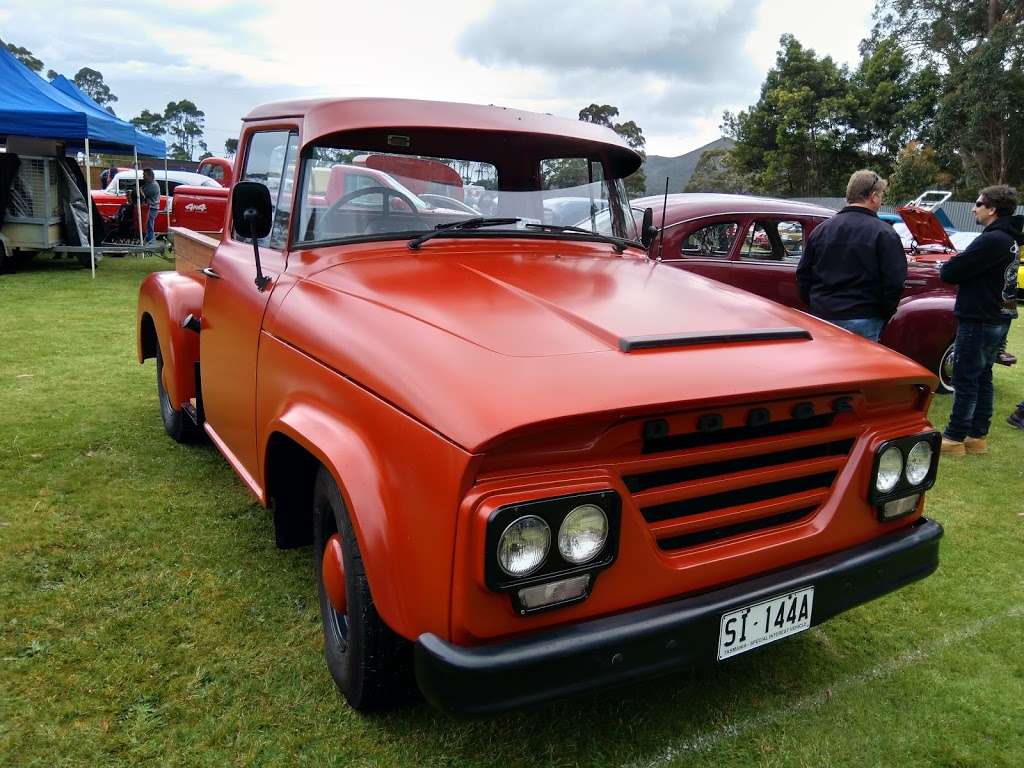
[293,144,637,247]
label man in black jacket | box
[939,184,1022,456]
[797,170,907,341]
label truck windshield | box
[293,145,638,246]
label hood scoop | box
[620,327,813,352]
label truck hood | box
[268,244,933,451]
[897,205,957,252]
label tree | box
[872,0,1024,191]
[578,104,647,197]
[162,100,208,161]
[724,35,863,197]
[1,39,43,72]
[73,67,118,108]
[224,138,238,159]
[683,148,753,193]
[886,141,955,204]
[130,110,165,137]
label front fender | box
[137,270,205,408]
[881,292,957,372]
[262,390,474,642]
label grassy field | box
[1,254,1023,768]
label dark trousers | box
[943,321,1006,441]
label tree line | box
[1,36,228,161]
[689,0,1022,203]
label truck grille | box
[619,399,861,553]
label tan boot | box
[964,436,987,454]
[940,437,966,457]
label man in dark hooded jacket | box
[938,184,1022,456]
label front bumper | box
[415,517,943,716]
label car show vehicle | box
[92,169,219,237]
[139,97,944,716]
[632,193,961,394]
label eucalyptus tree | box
[872,0,1024,189]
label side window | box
[681,221,739,257]
[237,129,299,250]
[739,220,804,261]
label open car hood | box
[897,206,957,252]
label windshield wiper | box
[407,217,521,250]
[523,223,631,253]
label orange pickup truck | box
[138,96,944,716]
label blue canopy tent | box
[50,75,166,159]
[0,46,166,274]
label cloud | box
[0,0,876,158]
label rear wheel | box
[313,465,412,710]
[935,341,955,395]
[156,342,201,442]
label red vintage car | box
[92,170,221,237]
[633,194,959,393]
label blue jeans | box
[145,206,159,243]
[830,317,885,342]
[944,321,1006,441]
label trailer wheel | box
[156,342,201,442]
[313,465,412,710]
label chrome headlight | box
[558,504,609,564]
[875,445,903,494]
[905,441,933,485]
[497,516,550,577]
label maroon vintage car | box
[632,194,958,393]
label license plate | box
[717,587,814,660]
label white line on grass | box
[631,604,1024,768]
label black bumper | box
[415,517,943,717]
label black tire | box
[935,341,955,395]
[313,465,413,710]
[156,342,201,442]
[0,242,7,273]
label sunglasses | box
[974,200,991,208]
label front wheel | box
[935,341,955,395]
[313,466,412,710]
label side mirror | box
[641,207,655,249]
[231,181,273,239]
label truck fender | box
[264,401,410,634]
[882,293,958,374]
[137,270,205,409]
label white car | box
[92,170,221,235]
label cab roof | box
[242,97,643,179]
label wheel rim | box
[939,343,955,392]
[319,512,349,653]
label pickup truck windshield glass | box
[294,145,636,246]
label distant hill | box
[641,137,736,195]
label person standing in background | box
[938,185,1022,456]
[140,168,160,244]
[796,170,907,342]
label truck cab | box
[138,97,943,716]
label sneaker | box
[1008,408,1024,432]
[964,436,987,454]
[996,352,1017,366]
[940,437,966,457]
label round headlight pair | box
[875,440,933,493]
[497,504,609,577]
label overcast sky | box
[1,0,877,158]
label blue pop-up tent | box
[0,46,167,274]
[50,75,166,159]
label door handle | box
[201,267,220,279]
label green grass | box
[2,254,1023,767]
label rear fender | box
[137,270,204,408]
[881,293,958,372]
